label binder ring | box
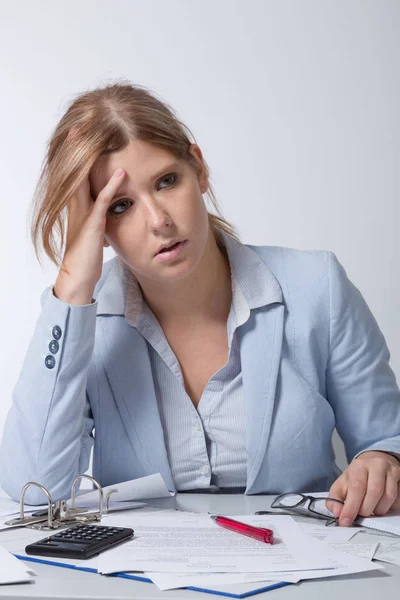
[20,482,53,528]
[71,474,104,518]
[104,489,118,514]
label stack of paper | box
[79,512,385,591]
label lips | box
[155,239,188,262]
[158,241,180,254]
[155,239,186,255]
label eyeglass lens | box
[273,493,342,520]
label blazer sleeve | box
[325,251,400,465]
[0,287,97,504]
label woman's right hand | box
[53,167,126,305]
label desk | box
[0,493,399,599]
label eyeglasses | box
[256,493,345,526]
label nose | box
[142,197,172,230]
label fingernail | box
[340,517,352,527]
[116,168,124,177]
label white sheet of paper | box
[145,571,300,591]
[373,540,400,566]
[68,498,147,513]
[77,473,174,504]
[328,542,378,561]
[94,514,341,574]
[0,545,34,584]
[297,521,361,542]
[283,535,384,581]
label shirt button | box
[194,423,202,432]
[45,355,56,369]
[48,339,59,354]
[199,465,210,476]
[52,325,62,340]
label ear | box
[189,144,209,194]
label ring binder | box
[4,474,106,531]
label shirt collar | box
[96,230,283,320]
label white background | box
[1,0,399,472]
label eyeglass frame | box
[269,493,345,526]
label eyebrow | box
[110,161,181,201]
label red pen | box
[210,515,274,544]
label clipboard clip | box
[4,474,118,531]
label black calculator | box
[25,523,134,559]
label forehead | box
[89,140,182,195]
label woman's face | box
[89,140,210,284]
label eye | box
[108,199,133,216]
[158,172,178,189]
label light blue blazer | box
[1,241,400,505]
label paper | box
[297,521,360,542]
[146,571,300,591]
[77,473,174,504]
[282,534,384,581]
[147,542,382,591]
[0,545,34,584]
[373,540,400,566]
[94,513,339,574]
[357,512,400,536]
[328,542,378,561]
[69,498,146,513]
[95,515,382,590]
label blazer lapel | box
[221,234,285,494]
[95,258,175,492]
[98,317,176,491]
[240,303,285,493]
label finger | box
[338,464,368,526]
[66,175,94,249]
[391,480,400,511]
[357,468,386,517]
[67,168,125,249]
[91,168,126,218]
[375,473,400,515]
[327,478,347,518]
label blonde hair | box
[30,79,241,269]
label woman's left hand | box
[328,450,400,526]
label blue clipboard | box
[14,554,293,597]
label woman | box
[1,81,400,528]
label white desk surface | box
[0,493,399,600]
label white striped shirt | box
[123,232,273,491]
